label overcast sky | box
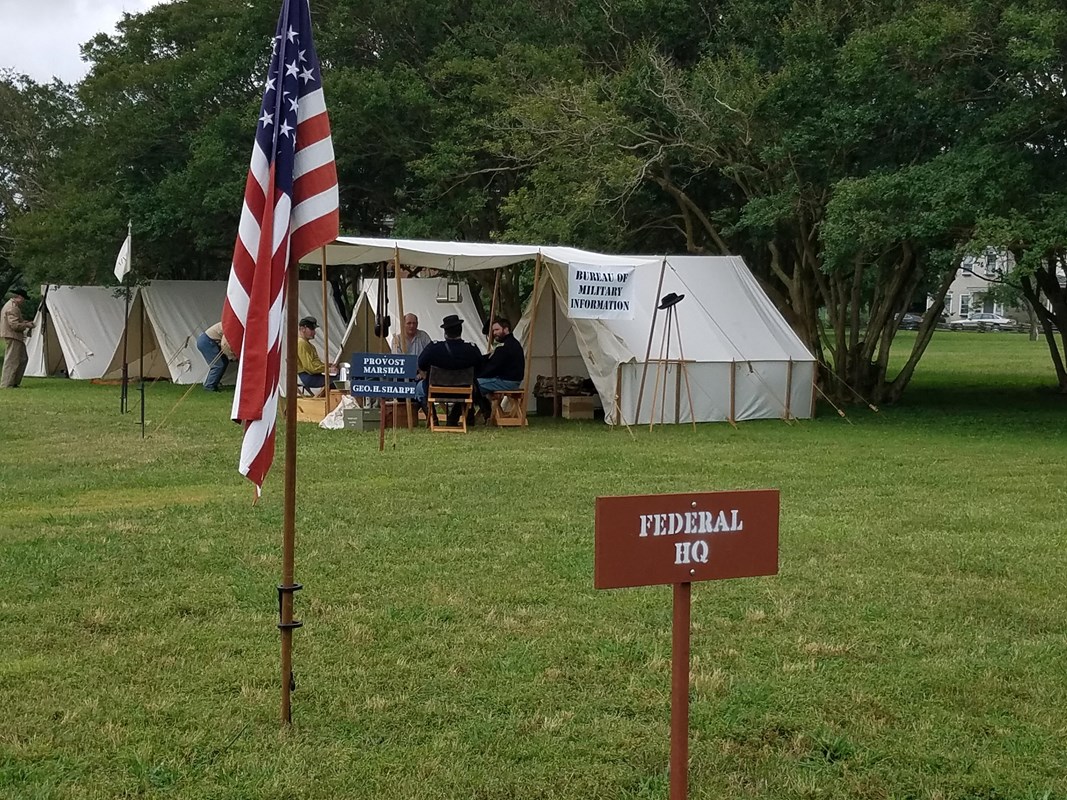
[2,0,166,84]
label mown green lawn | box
[1,332,1065,800]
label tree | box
[499,0,1067,402]
[0,71,78,296]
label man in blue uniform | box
[416,314,481,424]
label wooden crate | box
[283,393,344,424]
[562,395,595,420]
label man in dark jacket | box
[474,316,525,419]
[416,314,481,423]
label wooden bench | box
[489,389,527,428]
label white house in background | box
[929,248,1015,322]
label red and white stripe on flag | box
[222,0,339,493]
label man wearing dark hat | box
[296,315,336,391]
[415,314,481,423]
[1,287,35,389]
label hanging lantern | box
[436,258,462,303]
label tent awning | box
[298,236,662,272]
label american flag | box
[223,0,338,492]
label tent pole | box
[40,284,52,376]
[784,358,794,421]
[551,286,559,418]
[521,254,543,413]
[393,247,413,431]
[614,363,623,427]
[811,364,819,419]
[378,263,387,452]
[729,360,737,427]
[634,257,668,424]
[321,248,330,412]
[280,261,300,726]
[486,269,500,351]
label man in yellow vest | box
[296,316,336,392]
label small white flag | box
[114,229,132,282]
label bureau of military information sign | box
[594,490,780,589]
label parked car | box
[949,312,1017,331]
[900,312,947,330]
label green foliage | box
[4,0,1067,396]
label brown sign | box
[595,490,780,589]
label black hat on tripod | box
[658,292,684,310]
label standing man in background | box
[196,321,237,392]
[1,287,35,389]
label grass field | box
[1,332,1065,800]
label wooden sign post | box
[595,490,780,800]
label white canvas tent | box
[337,277,487,363]
[300,237,816,425]
[100,280,346,385]
[25,286,132,379]
[517,256,816,425]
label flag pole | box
[121,285,130,413]
[139,290,146,438]
[321,248,330,410]
[120,221,132,414]
[280,261,301,725]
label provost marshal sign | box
[348,353,419,399]
[594,490,779,589]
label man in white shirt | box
[392,313,432,357]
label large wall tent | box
[98,280,347,385]
[300,237,816,425]
[26,286,132,379]
[337,278,487,363]
[518,256,816,425]
[29,281,345,385]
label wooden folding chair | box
[427,367,475,433]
